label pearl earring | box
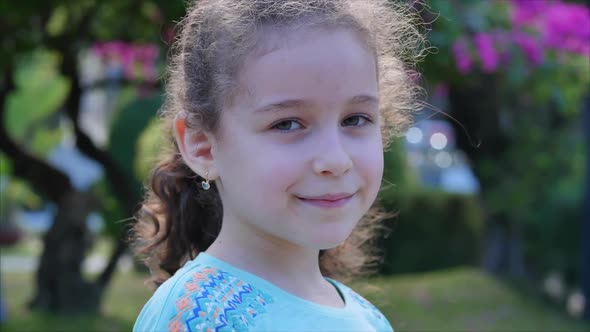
[201,170,211,190]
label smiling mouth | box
[297,193,355,208]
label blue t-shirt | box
[133,252,394,332]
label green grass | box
[1,267,588,332]
[0,235,43,256]
[351,267,590,332]
[1,270,152,332]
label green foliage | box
[380,139,418,203]
[85,92,163,235]
[481,116,584,282]
[3,180,43,210]
[82,91,159,235]
[30,127,66,157]
[46,5,68,37]
[0,0,190,315]
[424,0,590,115]
[0,152,12,176]
[90,179,127,237]
[420,0,589,282]
[1,0,186,244]
[135,117,165,182]
[91,0,185,42]
[6,50,69,156]
[1,50,68,214]
[0,154,43,219]
[108,92,163,198]
[379,189,484,274]
[501,51,590,117]
[483,126,583,222]
[378,135,483,276]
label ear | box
[173,115,218,180]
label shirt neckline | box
[192,251,352,315]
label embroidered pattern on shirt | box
[167,266,274,332]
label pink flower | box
[512,32,544,65]
[452,39,473,74]
[474,33,498,73]
[90,41,160,81]
[511,0,550,27]
[544,3,590,56]
[511,0,590,58]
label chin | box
[306,224,357,250]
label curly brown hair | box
[129,0,427,288]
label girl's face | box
[213,27,383,250]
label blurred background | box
[1,0,589,331]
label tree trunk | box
[481,216,509,274]
[59,48,138,294]
[508,222,527,278]
[1,77,99,313]
[1,59,123,315]
[447,77,527,276]
[582,92,590,320]
[2,3,148,315]
[29,191,100,313]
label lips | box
[297,192,355,208]
[300,193,354,201]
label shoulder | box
[133,262,275,332]
[133,263,198,332]
[329,279,394,332]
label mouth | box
[296,192,355,208]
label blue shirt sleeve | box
[133,267,198,332]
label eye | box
[342,114,372,127]
[271,119,304,132]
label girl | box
[131,0,424,331]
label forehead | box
[232,27,378,110]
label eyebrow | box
[253,99,308,114]
[253,95,379,114]
[348,95,379,106]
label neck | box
[205,217,328,296]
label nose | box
[311,129,353,177]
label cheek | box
[252,145,303,194]
[354,138,384,192]
[218,134,302,199]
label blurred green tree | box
[420,0,589,284]
[0,0,184,314]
